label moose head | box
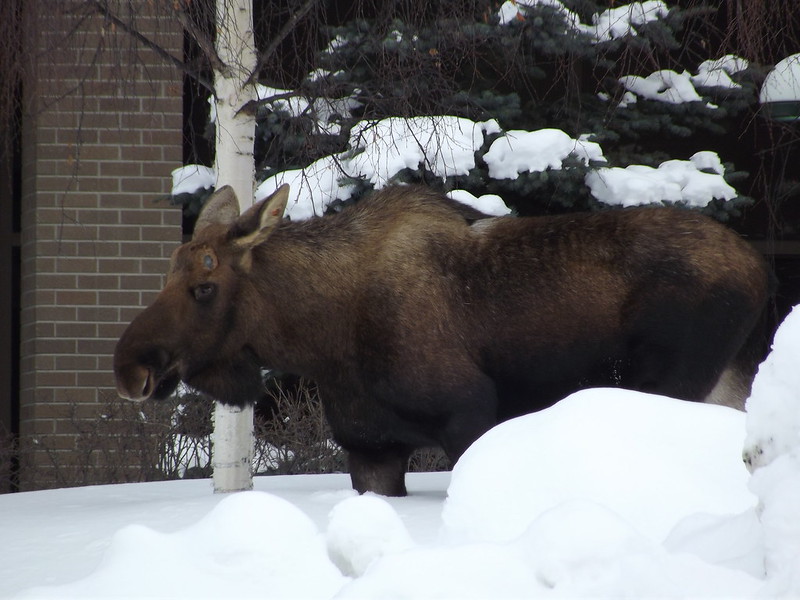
[114,185,290,406]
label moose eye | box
[193,283,217,303]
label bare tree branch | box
[244,0,319,87]
[237,89,304,116]
[171,6,230,78]
[89,0,215,92]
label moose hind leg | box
[347,447,410,497]
[703,322,767,410]
[704,366,750,410]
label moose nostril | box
[140,368,153,399]
[116,364,151,402]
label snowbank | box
[327,494,414,577]
[442,389,754,544]
[744,305,800,595]
[13,379,791,599]
[744,305,800,471]
[339,389,761,599]
[18,491,346,599]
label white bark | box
[212,403,254,492]
[211,0,258,493]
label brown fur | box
[114,185,770,496]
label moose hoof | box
[348,450,408,497]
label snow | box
[6,305,800,598]
[698,55,750,77]
[446,189,511,216]
[483,128,605,180]
[619,69,710,105]
[255,155,356,221]
[252,112,735,216]
[208,84,360,137]
[618,54,749,108]
[586,151,737,208]
[254,116,501,219]
[740,306,800,594]
[177,61,746,217]
[690,149,726,174]
[759,53,800,103]
[442,389,754,544]
[346,116,501,187]
[171,165,215,196]
[691,54,749,90]
[692,68,741,90]
[591,1,670,42]
[496,0,669,43]
[744,305,800,472]
[497,0,584,29]
[181,119,738,217]
[30,491,346,599]
[749,451,800,596]
[746,306,800,595]
[253,84,362,136]
[327,494,414,577]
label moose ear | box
[194,186,241,239]
[232,184,290,250]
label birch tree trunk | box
[211,0,257,493]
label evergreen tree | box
[177,0,798,235]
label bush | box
[4,377,449,493]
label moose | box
[114,184,770,496]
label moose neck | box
[241,216,362,380]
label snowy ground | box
[3,306,800,598]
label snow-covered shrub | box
[173,1,765,223]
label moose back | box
[114,184,770,496]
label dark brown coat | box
[114,184,770,495]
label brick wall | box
[19,9,184,489]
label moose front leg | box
[347,447,410,496]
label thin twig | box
[244,0,319,87]
[172,6,230,77]
[89,0,214,92]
